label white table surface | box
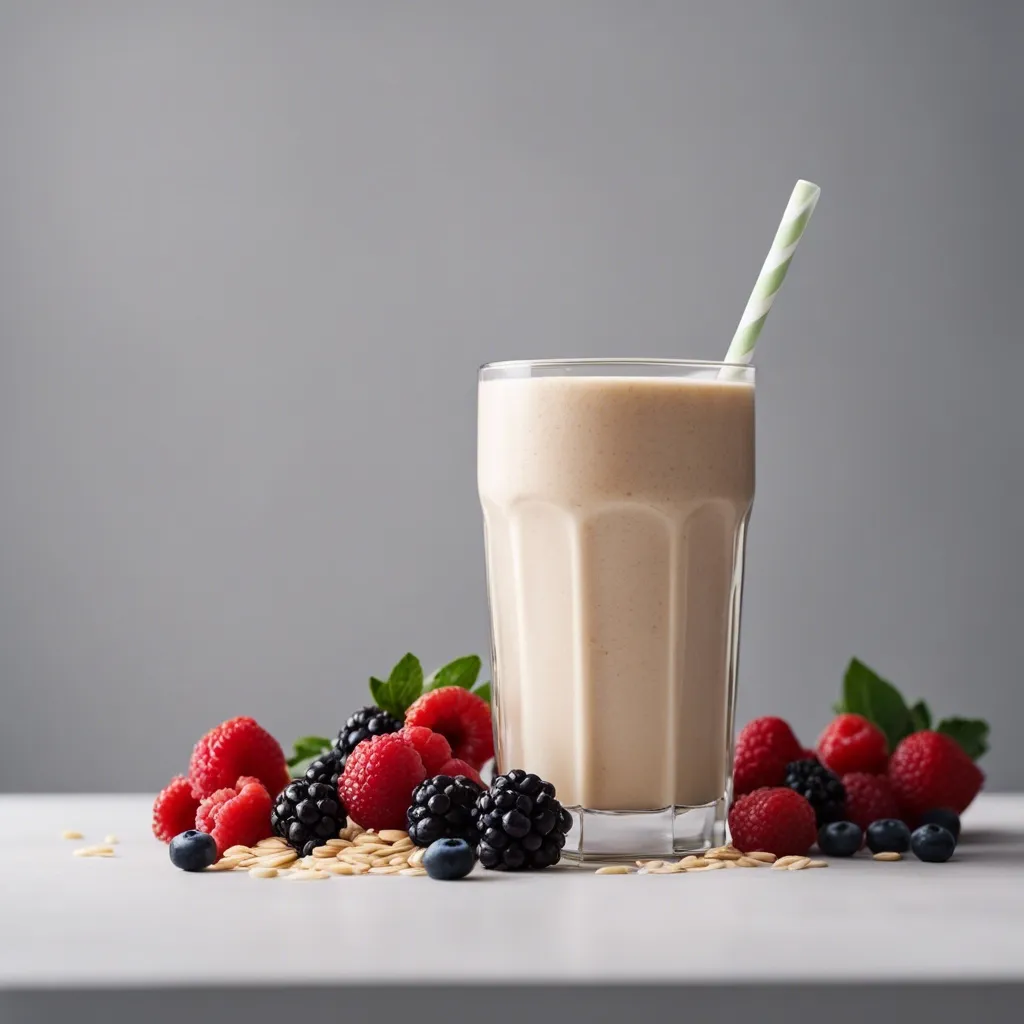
[1,792,1021,990]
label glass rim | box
[479,356,753,372]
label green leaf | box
[387,653,424,716]
[936,717,990,760]
[473,681,492,704]
[832,700,846,715]
[286,735,332,768]
[290,755,318,779]
[369,676,396,716]
[842,658,914,751]
[909,700,932,732]
[426,655,482,692]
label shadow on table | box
[2,983,1022,1024]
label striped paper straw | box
[724,179,821,366]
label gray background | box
[1,0,1020,793]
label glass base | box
[561,801,724,864]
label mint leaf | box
[936,717,990,760]
[473,681,491,704]
[387,653,424,716]
[426,655,482,692]
[909,700,932,732]
[842,658,914,751]
[290,755,318,778]
[369,675,397,716]
[286,736,332,769]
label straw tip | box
[795,179,821,198]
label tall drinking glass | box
[478,359,755,861]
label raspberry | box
[404,687,494,770]
[195,776,273,855]
[728,787,817,857]
[841,772,901,831]
[401,726,452,775]
[888,731,984,821]
[732,717,804,796]
[152,775,201,843]
[339,732,427,831]
[439,757,484,787]
[188,716,289,800]
[817,714,889,776]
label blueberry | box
[865,818,912,854]
[423,838,477,880]
[911,823,956,863]
[817,820,862,857]
[169,830,217,872]
[918,808,961,842]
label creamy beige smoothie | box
[478,365,754,820]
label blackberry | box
[407,774,483,847]
[335,705,403,766]
[783,757,846,826]
[270,779,347,856]
[476,769,573,871]
[301,748,343,789]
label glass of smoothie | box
[478,358,755,860]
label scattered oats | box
[224,846,255,858]
[368,866,402,875]
[207,856,247,871]
[378,829,409,843]
[772,856,803,869]
[257,851,297,869]
[61,830,84,840]
[390,838,414,852]
[408,848,426,867]
[312,846,338,858]
[787,857,812,871]
[736,857,763,867]
[399,867,428,877]
[325,839,351,849]
[595,865,631,874]
[747,851,777,864]
[287,869,330,880]
[688,861,725,872]
[249,867,278,879]
[256,837,289,849]
[807,860,829,869]
[73,845,115,857]
[873,851,902,862]
[103,835,119,845]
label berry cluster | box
[730,694,981,864]
[153,654,575,879]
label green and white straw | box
[723,179,821,366]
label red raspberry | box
[404,687,494,770]
[401,726,452,775]
[195,776,273,855]
[817,714,889,776]
[339,732,427,831]
[188,716,289,800]
[888,730,984,820]
[732,717,803,795]
[439,757,484,787]
[728,787,817,857]
[152,775,201,843]
[841,772,901,831]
